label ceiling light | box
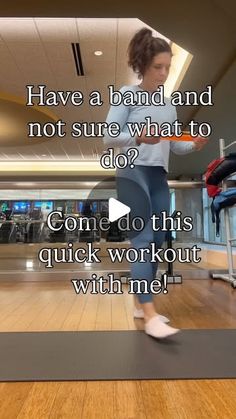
[84,261,92,266]
[26,261,34,268]
[41,154,47,157]
[15,182,35,186]
[94,50,103,56]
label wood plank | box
[81,382,114,419]
[48,382,86,419]
[114,381,146,419]
[16,382,60,419]
[0,382,33,419]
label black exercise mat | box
[1,329,236,382]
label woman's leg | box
[138,167,179,337]
[149,167,171,281]
[116,166,159,320]
[116,167,169,291]
[116,166,153,295]
[116,166,179,337]
[131,166,171,320]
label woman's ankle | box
[133,295,142,310]
[144,313,157,322]
[141,302,157,322]
[133,298,158,321]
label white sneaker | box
[145,315,180,339]
[133,308,170,323]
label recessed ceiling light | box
[94,50,103,56]
[41,154,47,157]
[26,261,34,268]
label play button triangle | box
[108,198,130,222]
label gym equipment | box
[160,132,194,142]
[1,329,236,381]
[205,153,236,197]
[106,220,125,242]
[0,222,16,243]
[208,139,236,288]
[161,210,182,284]
[24,221,44,243]
[211,189,236,236]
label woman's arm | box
[169,105,209,153]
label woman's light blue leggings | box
[116,165,170,304]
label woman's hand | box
[136,127,161,145]
[192,135,209,151]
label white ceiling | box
[0,18,187,162]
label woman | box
[104,28,208,338]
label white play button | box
[108,198,130,222]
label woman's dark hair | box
[127,28,172,79]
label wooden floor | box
[0,279,236,418]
